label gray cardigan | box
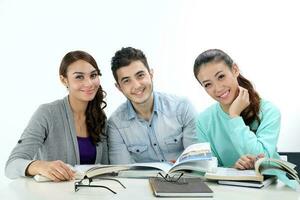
[5,96,108,179]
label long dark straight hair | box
[59,50,107,144]
[193,49,261,131]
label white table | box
[0,178,299,200]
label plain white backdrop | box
[0,0,299,183]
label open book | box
[205,157,300,188]
[34,142,217,181]
[118,142,217,178]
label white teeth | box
[220,91,229,98]
[133,89,144,95]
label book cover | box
[149,177,213,197]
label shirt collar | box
[125,92,158,120]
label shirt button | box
[174,139,177,142]
[136,149,140,153]
[149,124,152,127]
[161,159,164,162]
[153,143,157,146]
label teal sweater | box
[196,99,281,167]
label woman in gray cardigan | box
[5,50,108,181]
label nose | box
[84,77,93,87]
[132,79,142,89]
[214,82,223,93]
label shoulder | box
[36,98,65,115]
[197,103,219,121]
[108,101,128,124]
[27,98,66,127]
[155,92,192,111]
[259,99,281,123]
[259,99,281,117]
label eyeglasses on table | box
[74,176,126,194]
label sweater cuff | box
[229,116,245,129]
[5,159,35,179]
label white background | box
[0,0,299,183]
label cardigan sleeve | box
[5,104,51,179]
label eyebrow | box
[202,70,223,84]
[120,70,146,82]
[135,70,145,76]
[72,70,98,75]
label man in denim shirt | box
[108,47,198,164]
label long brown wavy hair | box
[59,50,107,144]
[193,49,261,132]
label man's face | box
[116,60,153,107]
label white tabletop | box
[0,178,299,200]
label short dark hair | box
[111,47,149,82]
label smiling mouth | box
[82,89,95,94]
[132,88,145,96]
[218,90,230,99]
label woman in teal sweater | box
[193,49,281,169]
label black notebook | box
[149,177,213,197]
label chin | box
[83,95,96,102]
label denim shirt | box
[107,92,198,164]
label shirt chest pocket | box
[127,145,149,161]
[164,132,183,153]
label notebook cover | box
[149,177,213,197]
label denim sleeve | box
[107,119,133,164]
[179,99,199,148]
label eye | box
[90,73,98,79]
[204,83,211,88]
[122,79,130,85]
[137,73,145,79]
[218,74,225,80]
[75,75,84,80]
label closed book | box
[205,157,299,187]
[218,176,277,188]
[149,177,213,197]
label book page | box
[205,167,263,182]
[174,143,212,166]
[127,162,173,173]
[211,167,257,177]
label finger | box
[258,154,265,158]
[52,169,68,181]
[58,161,76,179]
[55,166,72,180]
[234,162,245,170]
[246,155,257,162]
[53,160,74,180]
[58,164,75,180]
[243,90,249,100]
[239,158,252,169]
[240,88,248,99]
[246,154,256,159]
[45,170,62,182]
[245,155,256,168]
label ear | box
[231,64,240,78]
[60,75,68,87]
[115,82,122,92]
[149,68,154,79]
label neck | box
[68,95,88,116]
[220,103,230,113]
[132,93,154,121]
